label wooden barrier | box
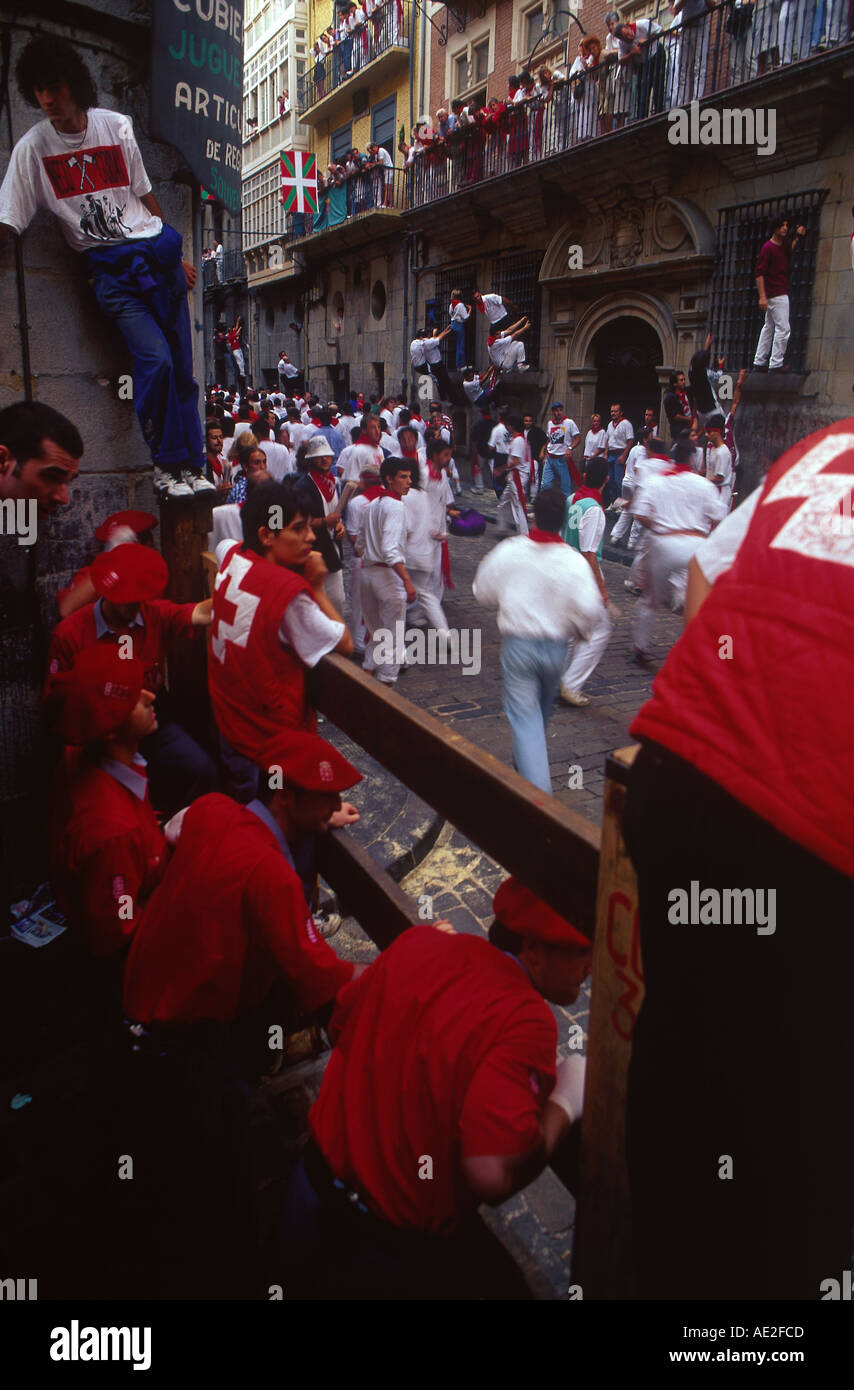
[572,746,643,1299]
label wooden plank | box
[315,828,420,952]
[309,654,601,939]
[572,745,642,1298]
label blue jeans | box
[542,455,573,497]
[141,718,218,817]
[606,449,625,506]
[449,319,467,369]
[90,257,204,475]
[500,634,568,793]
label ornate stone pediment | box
[539,195,715,282]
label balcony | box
[297,0,410,126]
[202,248,247,292]
[403,3,853,228]
[284,166,405,258]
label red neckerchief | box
[441,540,455,589]
[571,485,605,510]
[360,483,386,501]
[310,469,337,501]
[384,488,404,502]
[676,390,691,415]
[528,528,565,544]
[664,461,695,476]
[426,460,444,480]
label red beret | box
[493,877,591,948]
[259,731,362,793]
[47,647,144,744]
[91,544,168,603]
[94,510,158,542]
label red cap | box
[259,730,363,793]
[493,877,591,948]
[47,647,144,744]
[94,510,158,542]
[91,544,168,603]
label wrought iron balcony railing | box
[406,1,852,208]
[297,0,410,116]
[283,165,406,241]
[202,248,247,290]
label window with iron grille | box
[709,190,827,373]
[493,251,542,369]
[433,262,479,367]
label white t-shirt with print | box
[0,108,162,253]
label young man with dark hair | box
[663,370,693,439]
[281,875,590,1299]
[357,457,417,684]
[0,400,82,512]
[752,214,806,372]
[560,457,612,707]
[474,486,604,791]
[209,478,352,802]
[0,37,208,499]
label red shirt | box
[208,543,317,760]
[47,598,196,695]
[755,238,790,298]
[310,928,557,1234]
[123,794,353,1023]
[632,417,854,880]
[48,749,167,957]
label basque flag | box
[280,150,318,213]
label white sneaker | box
[166,476,194,498]
[560,686,590,707]
[516,364,530,372]
[181,470,215,494]
[152,466,170,493]
[624,579,643,595]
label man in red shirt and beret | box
[46,646,166,967]
[119,729,363,1298]
[279,876,591,1299]
[47,542,216,815]
[57,508,157,619]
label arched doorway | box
[592,318,662,435]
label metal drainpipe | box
[1,29,32,400]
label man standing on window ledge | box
[0,37,213,501]
[751,214,806,374]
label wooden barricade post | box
[572,745,643,1299]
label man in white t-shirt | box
[0,38,208,500]
[474,487,604,792]
[703,414,734,512]
[277,352,300,390]
[448,291,471,370]
[254,418,295,481]
[473,290,520,335]
[631,453,727,661]
[605,403,635,507]
[541,402,581,496]
[358,457,418,684]
[560,457,613,705]
[611,426,651,546]
[487,318,530,374]
[410,326,454,401]
[496,414,532,536]
[487,416,511,499]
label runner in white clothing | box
[560,457,613,705]
[358,456,418,683]
[631,456,727,661]
[703,414,734,512]
[496,415,532,535]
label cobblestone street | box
[319,496,684,1298]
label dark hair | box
[359,412,375,434]
[671,439,696,466]
[380,456,412,486]
[668,370,684,387]
[426,435,450,460]
[317,407,332,427]
[769,212,790,236]
[252,418,271,440]
[397,407,411,427]
[0,400,83,468]
[241,478,311,554]
[506,412,523,434]
[584,457,608,491]
[706,412,726,431]
[648,436,668,455]
[533,486,566,532]
[16,36,98,111]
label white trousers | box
[347,548,366,652]
[630,527,652,586]
[361,564,407,683]
[496,469,529,535]
[408,556,449,632]
[499,340,526,371]
[563,606,613,693]
[323,567,345,613]
[634,533,701,652]
[753,295,790,369]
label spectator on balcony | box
[448,290,471,370]
[601,13,633,131]
[508,74,532,168]
[614,18,667,118]
[671,0,717,105]
[810,0,846,53]
[569,35,602,143]
[481,96,507,176]
[246,115,258,132]
[278,92,290,117]
[312,36,329,99]
[366,141,394,207]
[353,3,372,72]
[726,0,757,83]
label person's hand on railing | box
[329,802,360,827]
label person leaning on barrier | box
[279,876,591,1300]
